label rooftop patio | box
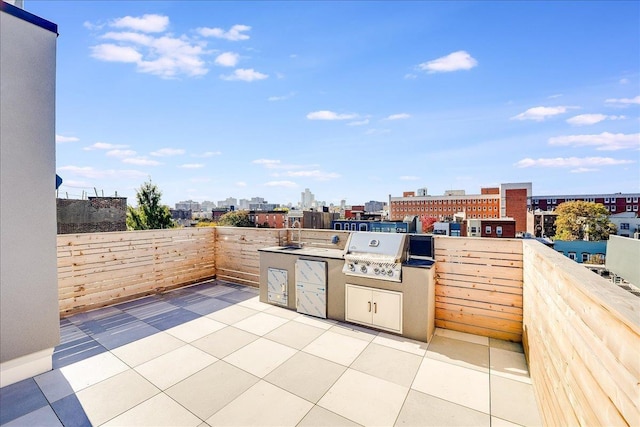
[0,279,540,427]
[1,227,638,426]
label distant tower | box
[417,187,428,197]
[301,188,315,210]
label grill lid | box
[344,232,407,260]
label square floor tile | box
[60,351,129,392]
[232,312,289,336]
[264,305,300,320]
[58,322,89,345]
[102,393,201,426]
[144,308,202,331]
[51,393,92,427]
[264,320,325,350]
[351,342,422,387]
[0,378,48,425]
[490,375,542,426]
[34,368,75,403]
[490,338,524,353]
[491,416,523,426]
[329,323,378,342]
[111,332,186,367]
[53,335,107,369]
[426,335,490,373]
[435,328,489,345]
[265,352,346,403]
[217,289,259,304]
[183,297,232,316]
[303,331,369,366]
[205,380,313,426]
[165,316,226,342]
[372,332,428,356]
[490,347,531,383]
[118,299,177,320]
[411,357,490,414]
[191,326,259,358]
[67,306,124,325]
[91,321,160,350]
[224,337,296,378]
[297,406,360,427]
[318,368,408,426]
[75,311,138,335]
[135,345,217,390]
[293,315,337,330]
[395,389,490,426]
[166,361,259,420]
[206,304,258,325]
[3,405,63,427]
[76,369,159,426]
[237,295,273,311]
[193,282,236,298]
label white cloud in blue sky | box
[31,1,639,205]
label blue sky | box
[28,1,640,207]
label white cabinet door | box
[345,284,373,326]
[372,289,402,334]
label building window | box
[633,197,638,203]
[552,199,557,204]
[485,226,492,234]
[605,198,610,203]
[620,223,630,230]
[612,198,616,203]
[546,199,552,204]
[627,205,632,212]
[496,226,503,235]
[568,252,577,260]
[626,197,632,203]
[634,206,639,212]
[582,253,590,263]
[611,206,616,212]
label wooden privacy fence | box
[58,228,215,316]
[434,236,524,342]
[522,240,640,426]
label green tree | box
[217,210,254,227]
[553,201,616,241]
[126,180,175,230]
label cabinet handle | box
[368,301,371,312]
[374,302,377,313]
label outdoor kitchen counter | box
[258,246,436,342]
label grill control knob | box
[348,263,355,271]
[374,267,380,275]
[360,265,368,273]
[387,269,394,276]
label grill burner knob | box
[387,269,394,276]
[348,263,355,271]
[360,265,367,273]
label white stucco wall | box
[1,5,59,384]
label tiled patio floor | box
[0,280,541,426]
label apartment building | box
[531,193,640,214]
[389,183,531,234]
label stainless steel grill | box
[342,232,408,282]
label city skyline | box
[26,1,640,207]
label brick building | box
[249,211,286,228]
[531,193,640,215]
[389,183,531,234]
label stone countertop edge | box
[258,246,345,259]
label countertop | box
[258,245,345,260]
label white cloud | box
[404,73,417,80]
[418,50,478,73]
[111,14,169,33]
[58,165,146,179]
[122,157,162,166]
[348,119,369,126]
[566,114,626,126]
[511,106,574,121]
[570,168,598,173]
[605,95,640,106]
[264,180,298,188]
[548,132,639,151]
[220,68,268,82]
[83,142,128,151]
[193,151,222,158]
[106,149,136,157]
[306,110,358,120]
[151,148,185,157]
[283,170,340,180]
[619,78,629,84]
[215,52,240,67]
[400,175,420,181]
[197,24,251,41]
[253,159,281,167]
[385,113,411,121]
[548,94,563,99]
[101,31,153,45]
[91,44,142,63]
[268,92,296,101]
[179,163,204,169]
[514,157,634,168]
[236,181,247,187]
[56,134,79,143]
